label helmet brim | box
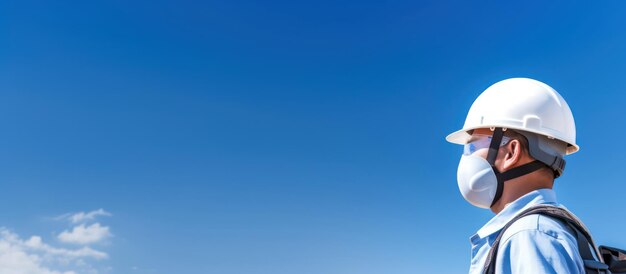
[446,126,580,155]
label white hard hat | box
[446,78,578,155]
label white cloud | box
[0,209,113,273]
[0,228,106,274]
[58,224,112,245]
[56,209,111,224]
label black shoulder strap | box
[482,205,609,274]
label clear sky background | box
[1,1,626,273]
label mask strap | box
[486,128,505,207]
[490,160,545,207]
[486,128,547,208]
[486,128,504,165]
[497,161,546,181]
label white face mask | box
[456,154,498,209]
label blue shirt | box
[468,189,585,274]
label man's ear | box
[502,139,522,170]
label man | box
[446,78,587,273]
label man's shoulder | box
[493,211,585,274]
[499,211,578,245]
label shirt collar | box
[473,188,559,240]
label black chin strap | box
[487,128,547,207]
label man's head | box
[447,78,577,212]
[468,128,558,212]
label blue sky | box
[1,1,626,273]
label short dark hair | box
[504,130,529,153]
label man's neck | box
[490,174,554,214]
